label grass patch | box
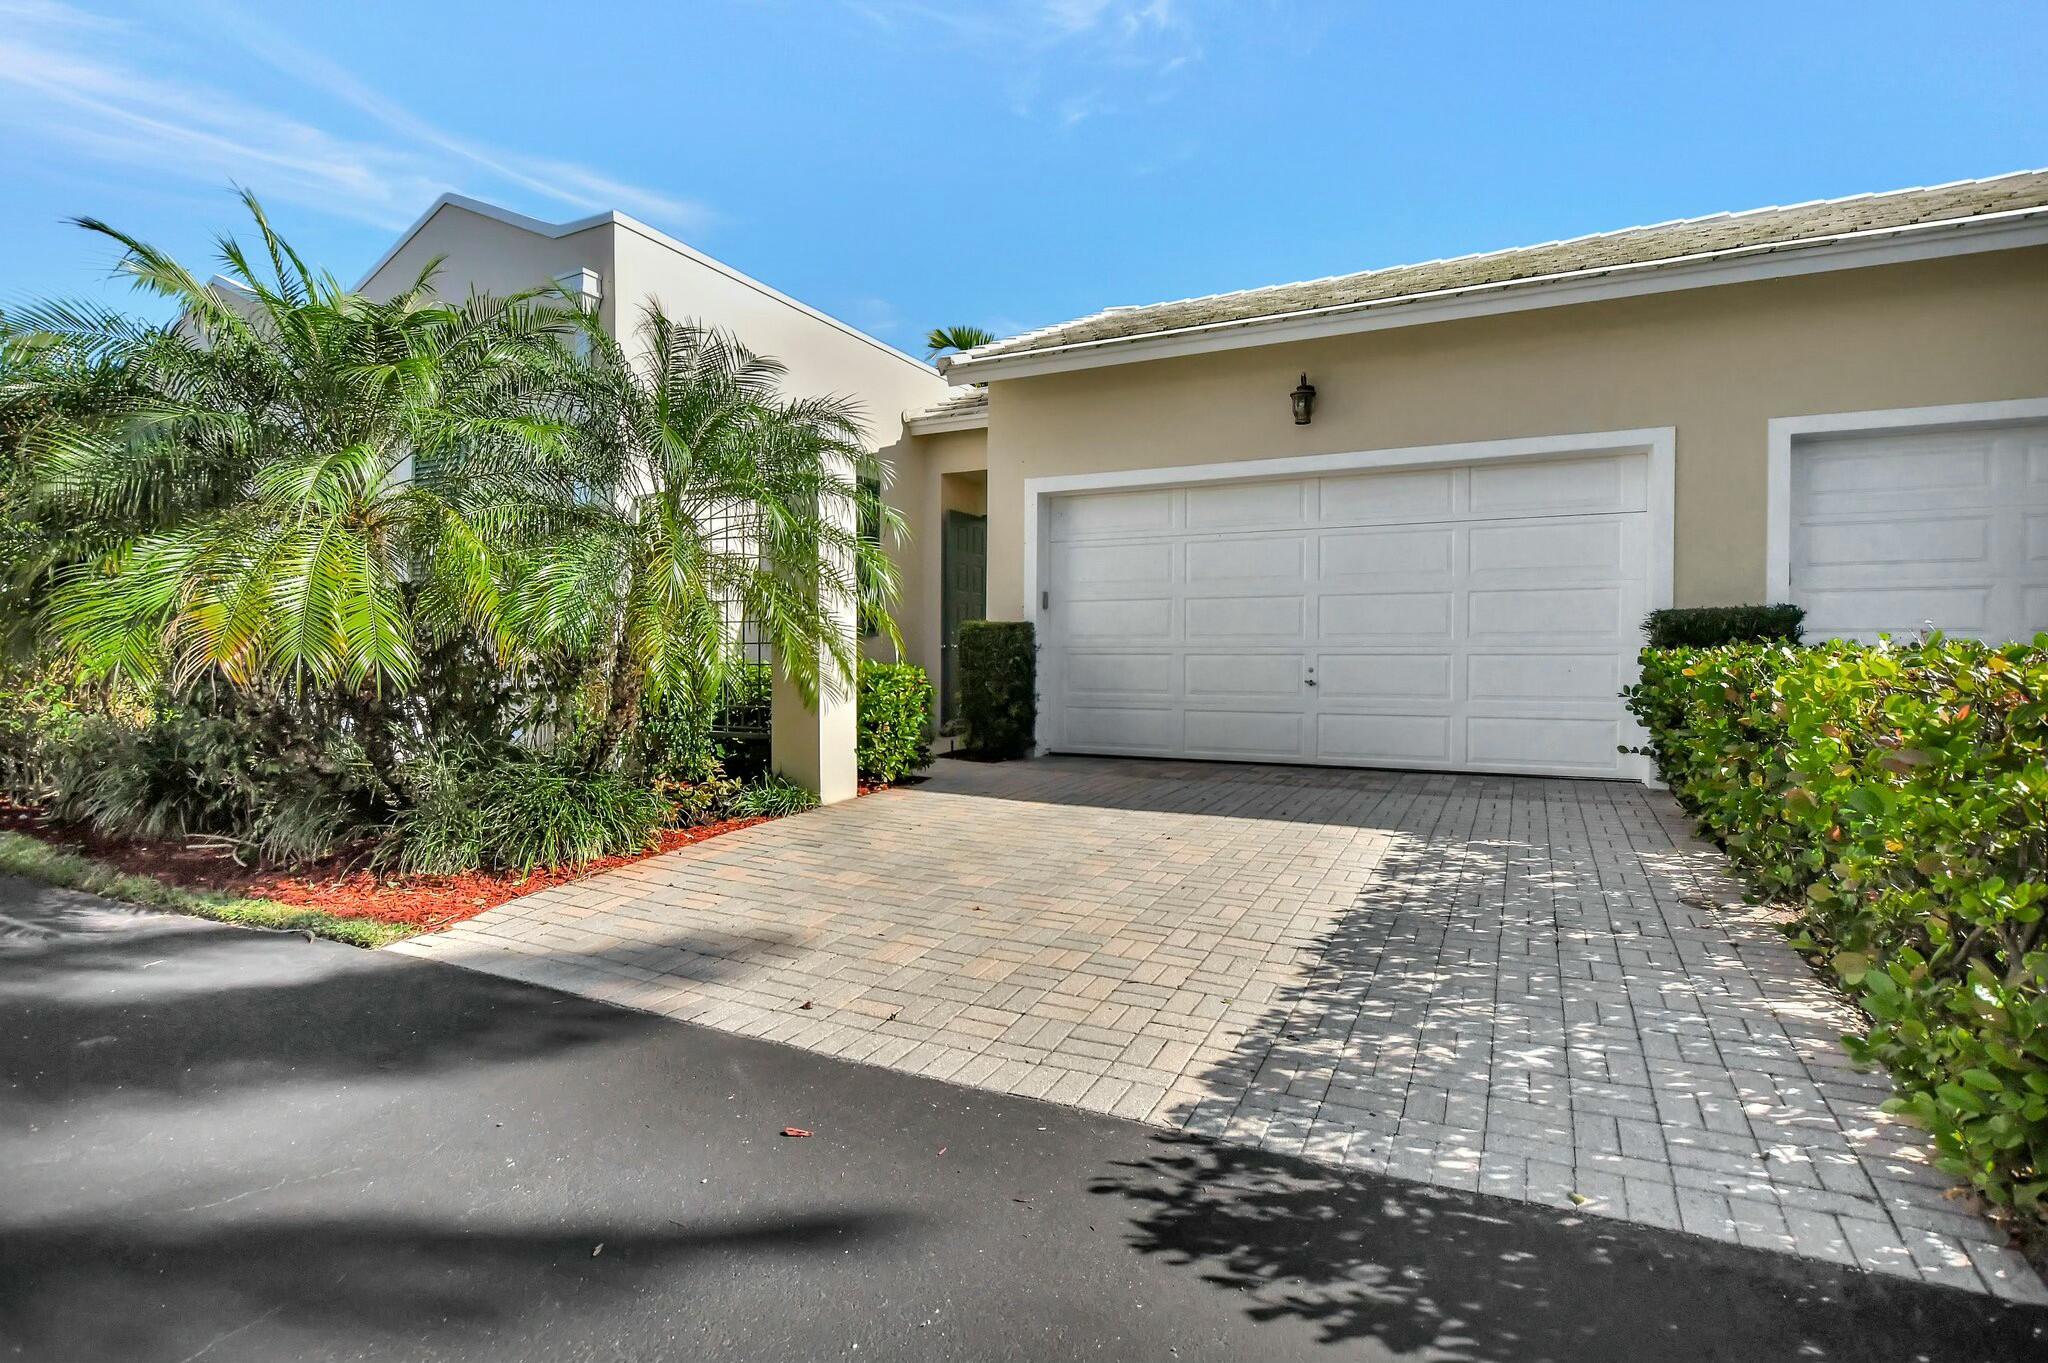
[0,831,417,948]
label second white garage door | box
[1789,421,2048,643]
[1040,452,1655,777]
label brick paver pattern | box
[392,757,2042,1300]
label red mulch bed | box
[0,803,770,933]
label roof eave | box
[946,209,2048,383]
[905,406,991,435]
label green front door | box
[940,509,988,724]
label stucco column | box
[770,452,860,805]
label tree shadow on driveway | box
[1090,1133,2046,1362]
[0,879,769,1111]
[0,1208,917,1363]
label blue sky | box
[3,0,2044,355]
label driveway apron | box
[393,756,2043,1300]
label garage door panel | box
[1467,715,1621,771]
[1798,516,1990,570]
[1185,709,1305,758]
[1063,705,1179,751]
[1055,540,1175,589]
[1802,587,1992,638]
[1065,651,1175,699]
[1468,586,1625,638]
[1186,479,1307,530]
[1185,535,1307,583]
[1186,595,1307,640]
[1317,713,1453,764]
[1319,592,1454,639]
[1317,652,1452,702]
[1470,455,1644,517]
[1317,468,1455,526]
[1053,489,1173,539]
[1066,597,1174,641]
[1801,441,1990,499]
[1791,422,2048,642]
[1468,652,1620,703]
[1187,653,1304,699]
[1468,519,1629,576]
[2025,587,2048,634]
[2026,514,2048,565]
[1321,528,1454,578]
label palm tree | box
[5,193,577,750]
[924,324,995,362]
[507,304,905,770]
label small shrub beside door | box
[857,661,935,784]
[956,621,1037,760]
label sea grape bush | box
[1625,637,2048,1230]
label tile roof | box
[905,386,989,428]
[956,169,2048,367]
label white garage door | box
[1791,422,2048,643]
[1041,452,1655,777]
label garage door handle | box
[1304,678,1317,687]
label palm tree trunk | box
[587,624,644,772]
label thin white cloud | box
[0,1,710,236]
[0,35,444,230]
[192,2,710,231]
[842,0,1201,97]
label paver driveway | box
[394,756,2042,1300]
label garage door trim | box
[1022,426,1676,781]
[1766,397,2048,606]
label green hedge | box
[858,661,933,784]
[957,620,1036,760]
[1624,638,2048,1229]
[1642,603,1805,648]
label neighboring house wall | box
[359,201,619,334]
[977,245,2048,621]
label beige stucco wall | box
[977,246,2048,622]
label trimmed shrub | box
[1624,637,2048,1230]
[1642,603,1805,649]
[957,620,1037,760]
[858,661,934,784]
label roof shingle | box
[956,169,2048,367]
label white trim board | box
[1022,426,1677,782]
[947,212,2048,383]
[1764,397,2048,602]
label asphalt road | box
[2,876,2043,1363]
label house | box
[919,169,2048,783]
[364,172,2048,795]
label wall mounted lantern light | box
[1290,372,1317,425]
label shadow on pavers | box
[1092,1133,2047,1362]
